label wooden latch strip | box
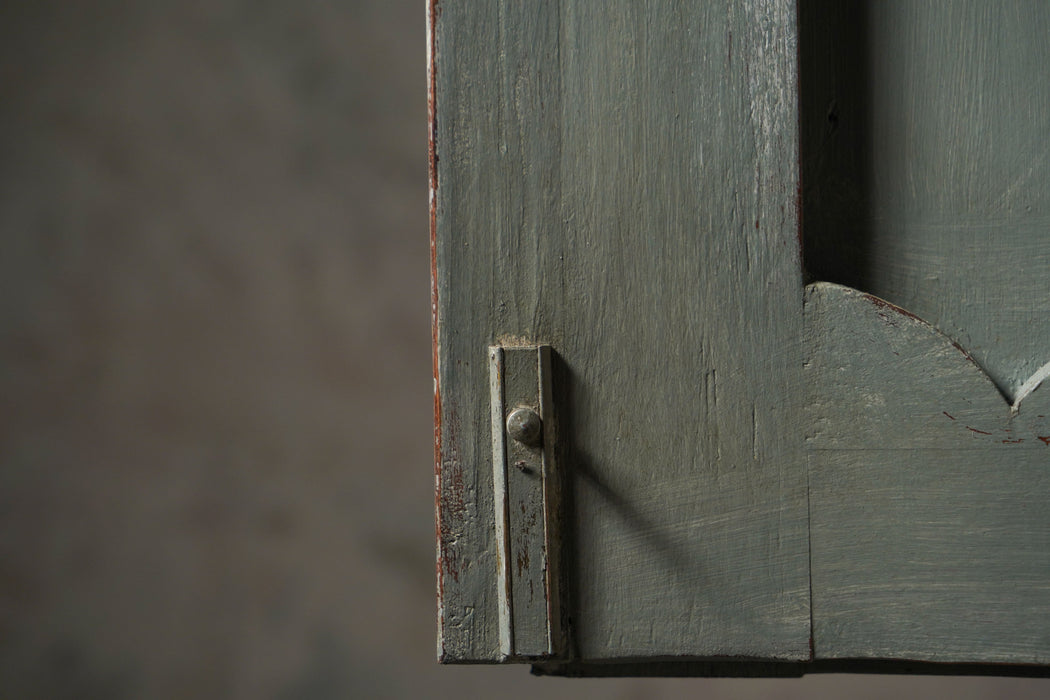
[489,345,563,660]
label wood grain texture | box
[435,0,809,662]
[800,2,1050,665]
[500,349,549,657]
[434,0,564,663]
[805,282,1050,663]
[810,449,1050,664]
[801,0,1050,402]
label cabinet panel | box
[433,0,1050,674]
[801,0,1050,400]
[806,282,1050,663]
[802,1,1050,665]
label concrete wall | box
[0,1,1046,697]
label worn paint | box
[806,282,1050,449]
[489,346,563,660]
[803,0,1050,401]
[862,293,925,326]
[438,0,1050,674]
[429,0,447,660]
[436,0,808,665]
[806,281,1050,663]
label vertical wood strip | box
[436,0,808,662]
[490,346,563,660]
[488,347,512,656]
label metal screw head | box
[506,407,542,446]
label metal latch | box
[488,345,564,660]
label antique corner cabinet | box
[431,0,1050,676]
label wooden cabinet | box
[431,0,1050,676]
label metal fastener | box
[506,407,542,446]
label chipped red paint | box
[943,411,955,420]
[862,292,988,371]
[1039,436,1050,446]
[946,338,982,368]
[862,292,923,324]
[1001,438,1026,444]
[967,426,992,436]
[428,1,440,197]
[429,0,447,616]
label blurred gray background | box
[0,1,1046,697]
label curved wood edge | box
[804,281,1050,450]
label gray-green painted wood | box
[811,449,1050,664]
[802,0,1050,401]
[805,283,1050,450]
[801,2,1050,664]
[488,345,562,659]
[806,282,1050,663]
[437,0,1050,672]
[435,0,808,663]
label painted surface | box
[437,0,1050,672]
[805,283,1050,663]
[489,346,563,659]
[801,2,1050,664]
[801,0,1050,401]
[435,0,809,663]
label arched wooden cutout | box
[805,282,1050,449]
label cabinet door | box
[432,0,1050,675]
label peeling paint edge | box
[428,0,444,662]
[1012,360,1050,414]
[807,282,1043,414]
